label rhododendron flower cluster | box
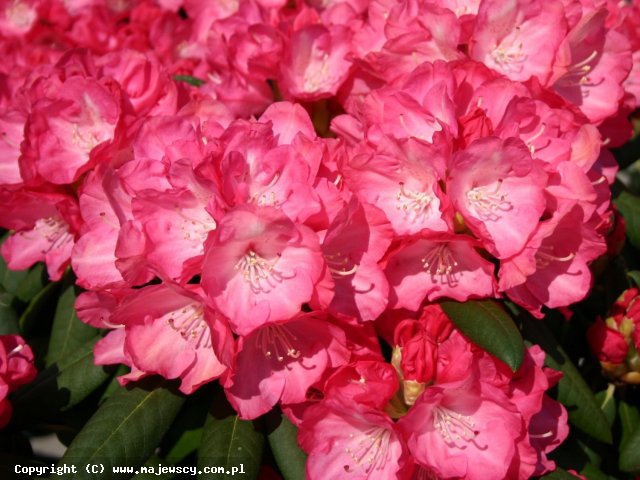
[301,306,568,479]
[588,287,640,384]
[1,0,639,476]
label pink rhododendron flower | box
[92,284,233,394]
[385,234,497,309]
[447,136,548,259]
[224,312,350,419]
[201,205,325,335]
[470,0,567,83]
[0,335,37,428]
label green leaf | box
[18,280,60,337]
[620,398,640,446]
[615,191,640,249]
[174,75,205,87]
[14,263,46,303]
[522,316,612,444]
[198,395,264,479]
[99,364,130,405]
[628,271,640,288]
[580,463,610,480]
[538,467,579,479]
[620,427,640,472]
[594,384,617,428]
[57,380,185,480]
[12,336,112,418]
[0,233,30,294]
[47,286,98,368]
[163,397,209,464]
[266,411,306,480]
[0,291,19,335]
[440,300,524,371]
[620,399,640,472]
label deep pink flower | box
[448,136,548,259]
[471,0,567,83]
[385,234,497,309]
[94,284,233,394]
[399,378,524,480]
[500,205,606,316]
[21,64,121,185]
[0,335,37,428]
[224,313,350,419]
[550,8,632,124]
[201,205,325,335]
[341,136,452,236]
[280,22,353,100]
[0,190,78,281]
[315,199,393,322]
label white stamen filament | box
[434,406,479,449]
[396,181,433,221]
[325,251,358,277]
[256,324,300,361]
[235,250,294,294]
[165,304,211,349]
[421,243,460,287]
[466,179,512,221]
[343,427,391,474]
[535,245,575,269]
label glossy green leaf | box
[441,300,524,371]
[538,467,580,479]
[595,384,617,428]
[0,291,19,335]
[14,263,46,303]
[615,191,640,248]
[620,398,640,446]
[18,280,60,337]
[174,75,205,87]
[266,411,307,480]
[47,286,98,368]
[12,336,112,418]
[57,381,185,479]
[163,398,209,464]
[197,396,264,479]
[628,271,640,288]
[522,316,612,444]
[620,399,640,472]
[620,428,640,472]
[0,234,30,295]
[579,463,610,480]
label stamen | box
[325,252,358,277]
[165,304,211,349]
[251,173,281,208]
[235,250,295,294]
[433,406,481,449]
[396,182,433,221]
[343,427,392,474]
[530,430,554,439]
[490,27,527,72]
[256,324,300,362]
[303,53,330,92]
[466,179,512,221]
[421,243,460,287]
[535,245,575,269]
